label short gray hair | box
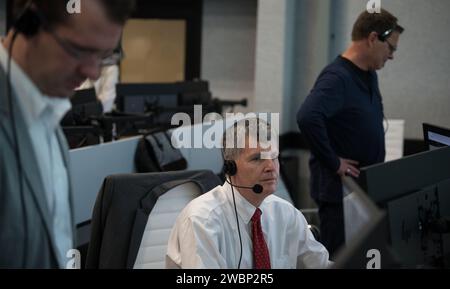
[222,118,275,161]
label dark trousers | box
[315,200,345,259]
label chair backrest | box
[133,182,202,269]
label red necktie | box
[251,208,271,269]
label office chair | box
[133,182,201,268]
[85,170,221,269]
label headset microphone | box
[223,160,264,194]
[225,179,263,194]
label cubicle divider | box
[70,136,141,246]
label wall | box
[288,0,332,133]
[121,19,186,83]
[201,0,257,108]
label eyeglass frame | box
[34,8,119,67]
[385,39,397,54]
[376,27,398,55]
[49,30,119,66]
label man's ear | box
[367,31,378,47]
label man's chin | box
[262,184,277,195]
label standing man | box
[297,9,404,257]
[0,0,135,268]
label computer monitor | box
[358,146,450,204]
[115,83,177,123]
[423,123,450,150]
[115,81,212,127]
[71,88,98,106]
[385,184,449,268]
[358,146,450,268]
[61,88,103,148]
[62,88,102,126]
[332,176,399,269]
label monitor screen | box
[61,88,103,148]
[71,88,97,105]
[115,82,210,126]
[62,88,102,126]
[423,123,450,150]
[386,186,441,268]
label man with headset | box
[166,118,331,269]
[0,0,135,268]
[297,9,404,258]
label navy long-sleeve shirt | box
[297,56,385,202]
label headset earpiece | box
[14,4,41,38]
[377,28,394,42]
[223,160,237,176]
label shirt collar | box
[0,42,71,128]
[223,181,267,225]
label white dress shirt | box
[166,181,331,269]
[0,44,73,268]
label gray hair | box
[222,118,275,161]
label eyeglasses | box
[385,39,397,54]
[34,8,117,67]
[48,30,117,67]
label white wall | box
[201,0,333,134]
[201,0,257,109]
[253,0,290,128]
[288,0,332,133]
[253,0,332,134]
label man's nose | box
[78,60,102,81]
[263,159,277,171]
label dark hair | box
[351,8,404,41]
[13,0,136,27]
